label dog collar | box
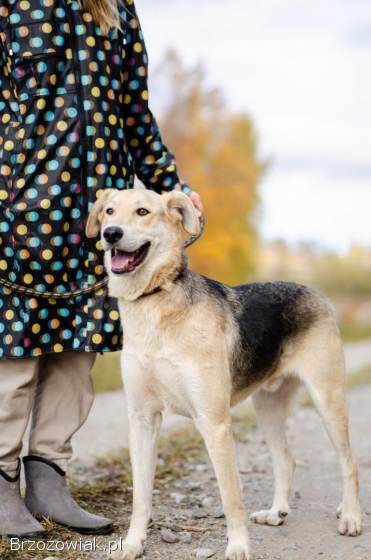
[138,285,163,299]
[138,266,186,300]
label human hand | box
[189,191,204,217]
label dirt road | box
[5,383,371,560]
[103,384,370,560]
[10,342,371,560]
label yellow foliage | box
[158,51,264,284]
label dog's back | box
[201,277,335,393]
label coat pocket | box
[4,16,77,101]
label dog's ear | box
[163,191,201,236]
[86,189,116,238]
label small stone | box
[195,548,216,558]
[294,491,302,499]
[285,544,299,551]
[277,527,288,537]
[194,509,208,519]
[171,492,186,504]
[206,507,225,519]
[180,531,192,544]
[190,498,203,507]
[202,497,214,508]
[178,510,192,519]
[160,528,180,544]
[195,464,208,472]
[174,513,189,522]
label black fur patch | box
[230,282,317,391]
[203,277,229,299]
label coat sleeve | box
[121,0,192,195]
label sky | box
[137,0,371,253]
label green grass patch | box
[346,365,371,388]
[91,351,122,393]
[339,322,371,343]
[301,364,371,407]
[232,407,257,442]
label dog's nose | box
[103,226,124,244]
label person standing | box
[0,0,203,537]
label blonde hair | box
[79,0,121,35]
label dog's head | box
[86,189,200,300]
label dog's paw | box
[225,542,250,560]
[250,508,289,526]
[338,511,362,537]
[110,542,144,560]
[336,504,342,519]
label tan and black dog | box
[86,189,361,560]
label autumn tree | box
[155,50,264,284]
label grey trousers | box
[0,351,96,476]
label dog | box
[86,189,361,560]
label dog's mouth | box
[110,242,151,274]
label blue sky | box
[137,0,371,253]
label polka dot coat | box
[0,0,188,358]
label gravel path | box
[108,385,371,560]
[13,341,371,560]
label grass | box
[339,322,371,343]
[91,351,122,393]
[346,364,371,388]
[300,364,371,407]
[232,407,257,442]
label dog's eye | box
[137,208,150,216]
[106,208,114,215]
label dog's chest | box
[118,296,233,417]
[123,344,200,417]
[120,307,199,416]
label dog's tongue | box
[111,250,136,273]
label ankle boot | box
[23,456,113,535]
[0,461,47,538]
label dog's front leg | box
[196,415,250,560]
[111,407,162,560]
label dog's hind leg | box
[250,376,300,526]
[299,328,361,537]
[196,413,250,560]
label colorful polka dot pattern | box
[0,0,187,358]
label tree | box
[156,51,264,284]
